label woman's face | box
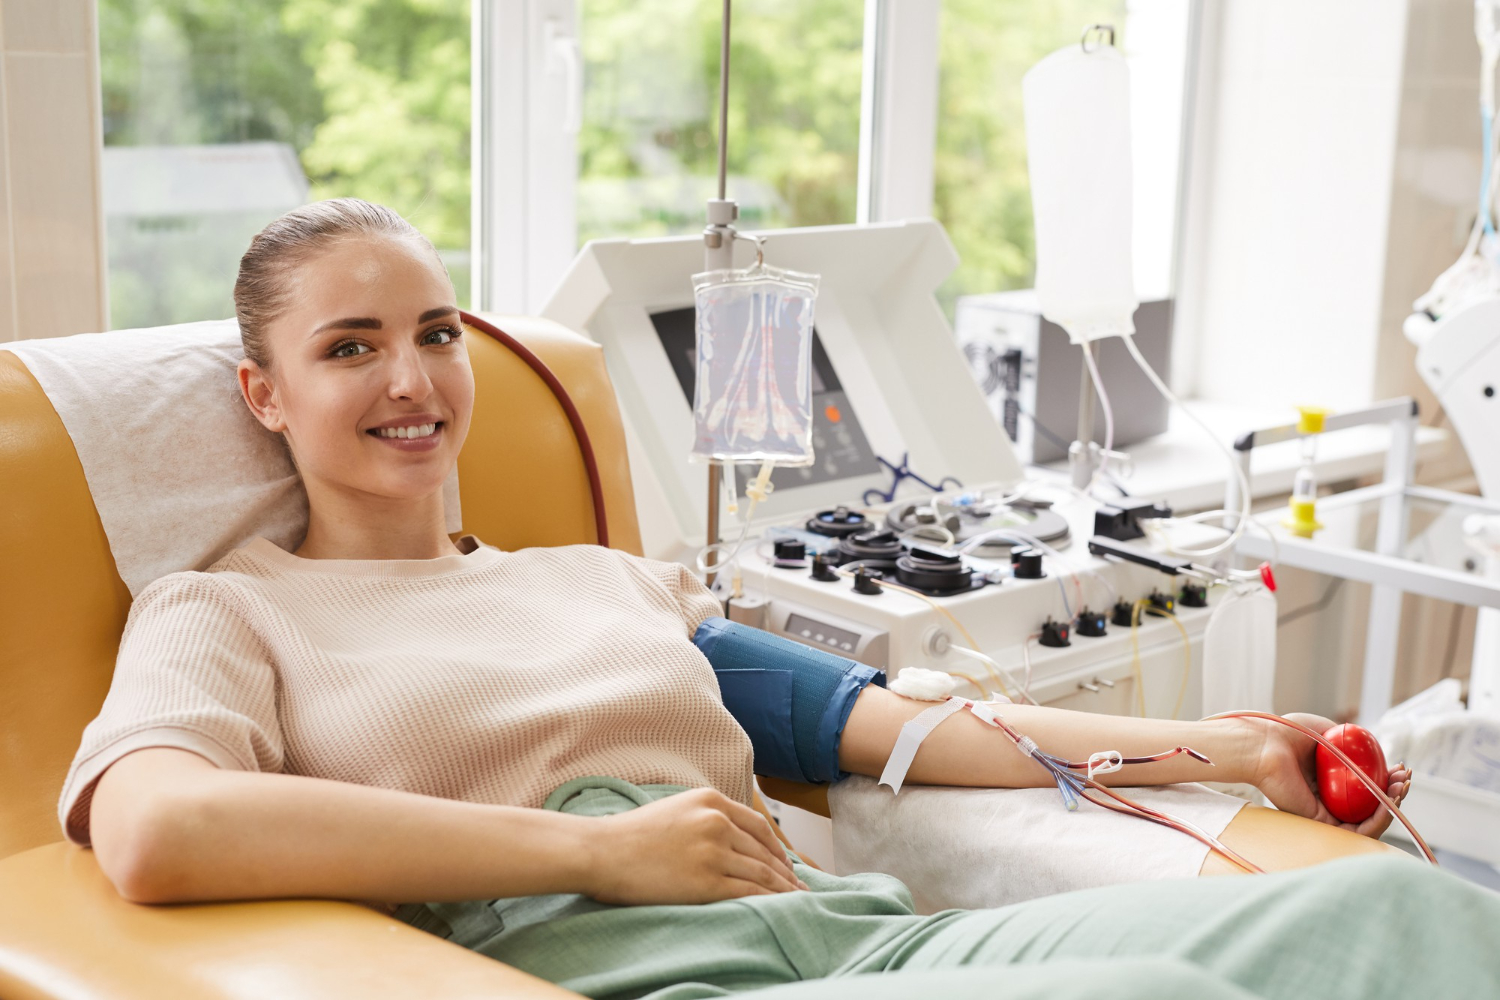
[238,234,474,509]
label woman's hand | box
[1248,712,1412,838]
[584,788,807,906]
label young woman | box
[61,199,1494,999]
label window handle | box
[545,19,582,134]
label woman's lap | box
[415,853,1499,1000]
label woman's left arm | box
[837,683,1263,789]
[837,685,1411,837]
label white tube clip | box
[1086,750,1124,780]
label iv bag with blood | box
[690,264,820,465]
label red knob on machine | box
[1315,724,1390,824]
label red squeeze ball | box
[1315,724,1389,824]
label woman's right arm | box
[90,747,803,907]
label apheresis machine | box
[541,29,1263,732]
[543,219,1236,724]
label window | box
[99,0,470,331]
[931,0,1191,314]
[577,0,865,243]
[475,1,1191,316]
[475,0,866,313]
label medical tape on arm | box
[878,697,970,794]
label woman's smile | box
[367,420,445,452]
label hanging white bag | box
[1022,32,1138,344]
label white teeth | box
[375,423,437,439]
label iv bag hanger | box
[703,0,735,587]
[1080,23,1115,52]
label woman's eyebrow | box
[310,308,456,338]
[312,316,381,336]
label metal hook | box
[733,230,766,269]
[1080,23,1116,53]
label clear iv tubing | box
[1140,509,1281,581]
[1485,108,1497,238]
[1123,335,1252,559]
[696,460,776,584]
[1203,710,1437,865]
[947,643,1038,705]
[833,563,1036,704]
[1082,344,1115,455]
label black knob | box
[853,566,885,596]
[1075,609,1108,637]
[807,506,869,538]
[1179,582,1208,608]
[810,553,840,582]
[1111,600,1136,628]
[1149,590,1175,614]
[1012,548,1045,580]
[1039,618,1071,648]
[773,539,807,566]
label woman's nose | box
[386,345,434,400]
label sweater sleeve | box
[626,554,725,635]
[58,572,285,847]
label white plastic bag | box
[1022,41,1138,344]
[690,264,819,465]
[1201,586,1278,716]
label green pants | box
[394,778,1500,999]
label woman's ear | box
[237,359,286,433]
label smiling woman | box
[232,198,475,561]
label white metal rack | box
[1229,398,1500,864]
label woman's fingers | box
[723,849,802,895]
[729,826,806,891]
[721,799,798,876]
[1353,802,1393,838]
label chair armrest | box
[0,843,579,1000]
[1201,803,1406,875]
[758,777,831,818]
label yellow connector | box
[1295,406,1331,435]
[1282,497,1324,538]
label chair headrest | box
[0,319,460,596]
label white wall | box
[1176,0,1410,410]
[0,0,108,342]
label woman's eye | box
[425,325,462,346]
[330,341,370,359]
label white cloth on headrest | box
[1,319,461,596]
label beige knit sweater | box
[59,535,753,847]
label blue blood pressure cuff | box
[692,617,885,784]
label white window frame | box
[472,0,581,315]
[472,0,1189,320]
[475,0,933,315]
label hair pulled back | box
[234,198,442,368]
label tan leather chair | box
[0,314,1397,1000]
[0,315,614,999]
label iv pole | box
[704,0,736,588]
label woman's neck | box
[294,481,460,561]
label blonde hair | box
[234,198,443,368]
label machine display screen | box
[648,306,879,493]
